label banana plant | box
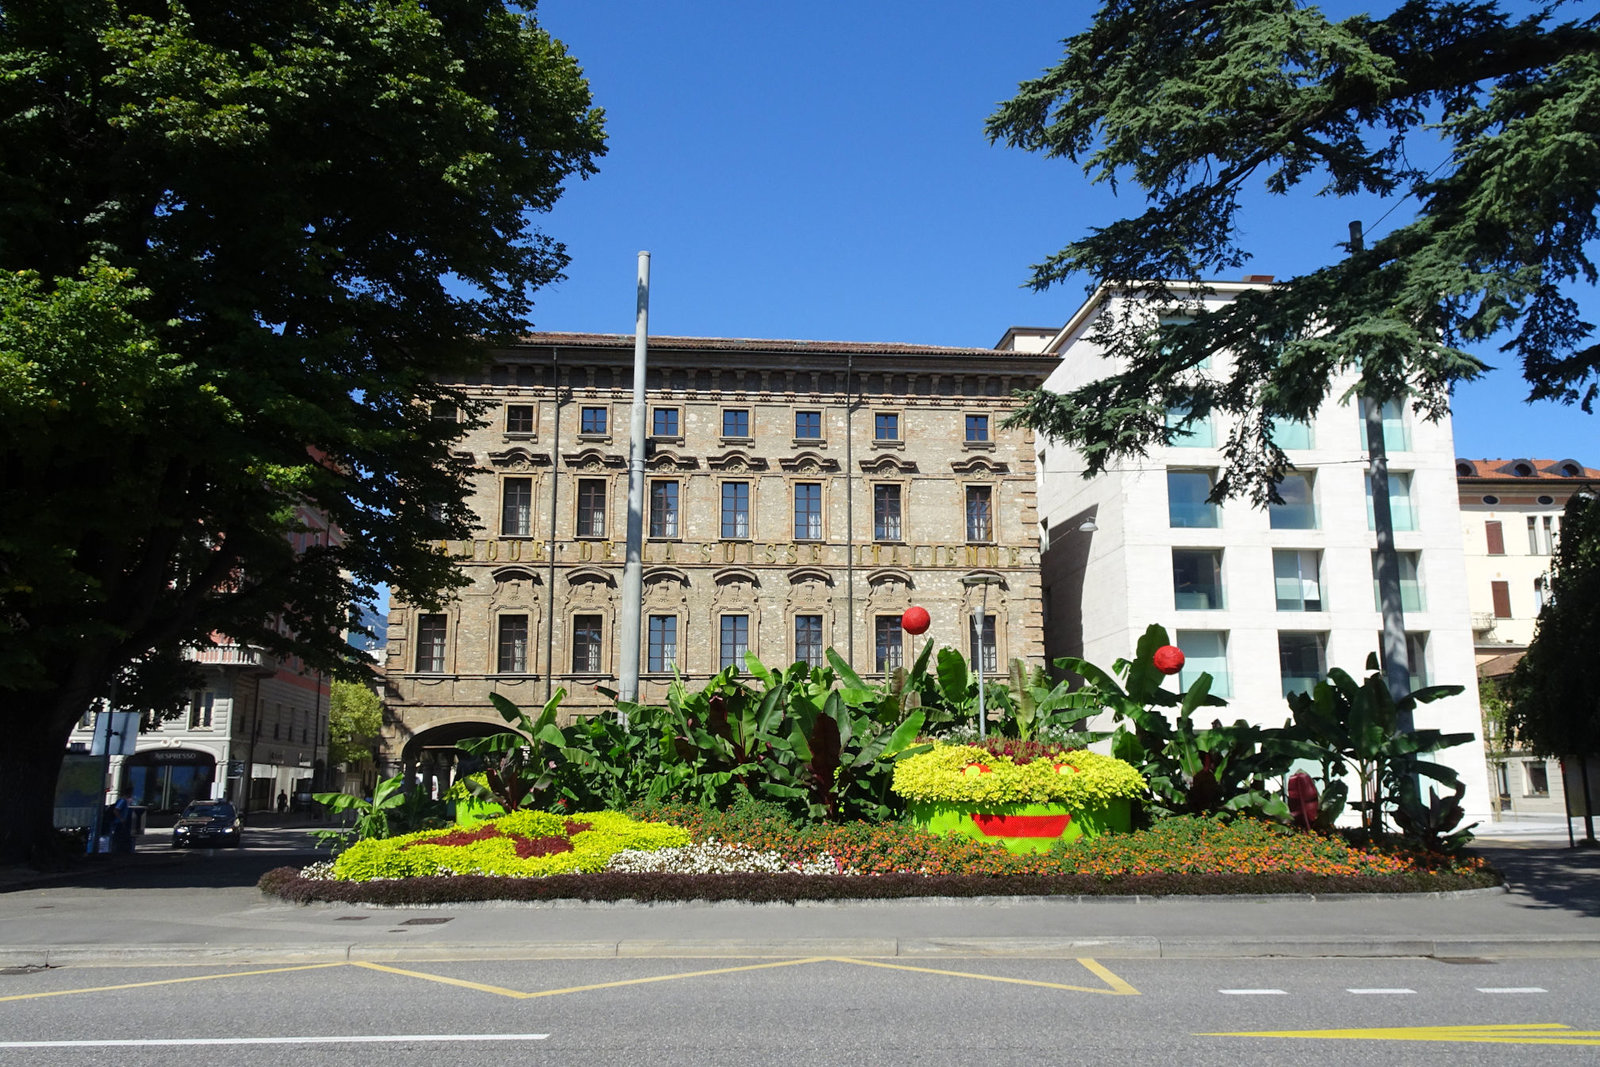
[311,773,449,851]
[455,688,567,812]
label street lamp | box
[960,574,1003,740]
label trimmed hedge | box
[891,744,1145,807]
[258,865,1500,905]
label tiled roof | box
[1455,458,1599,481]
[513,331,1011,358]
[1477,650,1526,679]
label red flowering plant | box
[1058,624,1308,823]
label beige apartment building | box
[1457,456,1599,816]
[381,333,1055,779]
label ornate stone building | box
[381,333,1056,777]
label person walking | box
[276,790,287,815]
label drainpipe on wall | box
[545,345,563,702]
[845,351,855,668]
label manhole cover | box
[399,917,453,926]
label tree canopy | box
[988,0,1600,502]
[1504,489,1600,756]
[0,0,605,861]
[328,679,384,769]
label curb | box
[8,932,1600,967]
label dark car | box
[172,800,242,848]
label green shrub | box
[891,743,1145,807]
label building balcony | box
[186,644,277,672]
[1471,612,1497,633]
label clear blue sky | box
[531,1,1597,467]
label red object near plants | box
[901,606,930,635]
[1287,770,1320,830]
[1152,645,1185,675]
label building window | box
[719,614,749,670]
[1372,551,1424,612]
[794,482,823,540]
[501,477,533,537]
[1165,403,1214,447]
[1486,519,1505,555]
[722,408,750,438]
[577,478,607,538]
[965,414,990,442]
[1173,549,1224,610]
[794,614,824,667]
[571,615,603,673]
[497,614,529,673]
[1528,514,1555,555]
[873,484,903,541]
[1273,549,1323,612]
[1271,418,1314,450]
[1167,470,1218,528]
[1278,631,1326,698]
[188,691,215,729]
[967,614,998,673]
[580,406,608,435]
[1175,631,1229,698]
[794,411,822,439]
[1269,473,1316,529]
[430,401,457,422]
[1406,632,1428,688]
[652,407,679,438]
[1491,579,1512,618]
[649,480,679,538]
[875,616,904,672]
[1157,314,1210,368]
[1496,761,1511,799]
[1535,575,1549,610]
[505,404,534,435]
[1358,396,1409,452]
[965,485,993,542]
[415,614,447,673]
[1365,471,1416,531]
[721,481,750,538]
[874,411,900,442]
[1526,760,1550,796]
[647,615,677,673]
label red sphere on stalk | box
[1152,645,1185,675]
[901,605,931,635]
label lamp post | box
[960,575,1003,740]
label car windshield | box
[185,803,231,818]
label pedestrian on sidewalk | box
[276,791,287,815]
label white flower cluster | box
[298,860,335,880]
[604,838,855,876]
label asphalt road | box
[0,955,1596,1065]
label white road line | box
[1477,987,1548,994]
[1347,988,1416,995]
[0,1034,550,1049]
[1218,989,1288,995]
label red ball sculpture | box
[901,605,931,635]
[1152,645,1185,675]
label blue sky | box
[529,1,1597,466]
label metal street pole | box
[962,575,1002,740]
[617,251,651,717]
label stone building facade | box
[381,333,1056,777]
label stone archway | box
[401,720,520,800]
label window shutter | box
[1486,520,1505,555]
[1491,580,1512,618]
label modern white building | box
[1457,456,1599,816]
[1012,280,1494,818]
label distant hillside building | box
[381,333,1056,784]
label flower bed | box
[261,809,1499,904]
[328,810,689,880]
[891,743,1145,853]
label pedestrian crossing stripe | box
[1200,1024,1600,1046]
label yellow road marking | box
[353,957,830,1000]
[1201,1023,1600,1046]
[0,963,346,1003]
[833,957,1140,996]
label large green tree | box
[988,0,1599,502]
[1504,489,1600,758]
[0,0,605,862]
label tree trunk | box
[0,697,82,865]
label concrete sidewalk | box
[1,827,1597,966]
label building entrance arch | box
[401,721,521,800]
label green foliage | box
[330,810,689,881]
[455,689,568,813]
[890,744,1145,807]
[1063,624,1299,821]
[1503,489,1600,756]
[312,773,450,853]
[327,680,382,769]
[989,1,1599,504]
[1286,655,1474,841]
[0,0,605,863]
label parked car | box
[172,800,242,848]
